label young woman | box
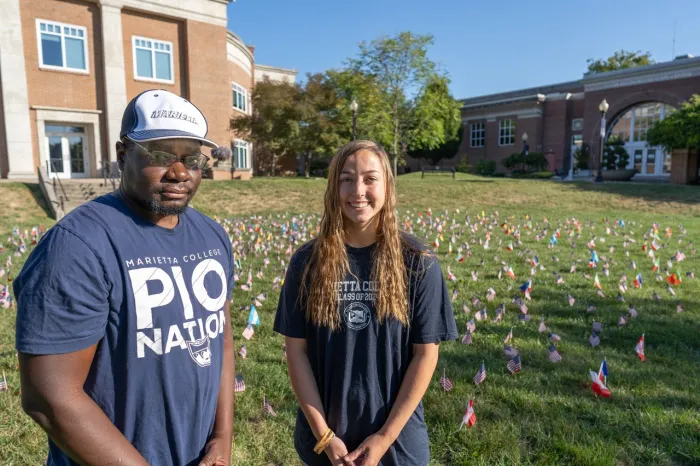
[274,140,457,466]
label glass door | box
[45,124,88,178]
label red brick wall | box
[583,76,700,169]
[21,0,104,169]
[121,9,186,101]
[184,20,230,153]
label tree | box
[230,78,300,175]
[573,143,590,170]
[349,32,442,174]
[295,73,346,177]
[324,69,394,149]
[406,75,462,165]
[647,95,700,151]
[586,50,655,74]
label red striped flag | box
[458,400,476,430]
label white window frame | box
[232,82,249,114]
[498,119,515,146]
[36,19,89,74]
[233,139,250,169]
[132,36,175,84]
[470,122,485,148]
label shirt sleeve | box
[273,248,308,339]
[14,225,111,355]
[410,254,458,344]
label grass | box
[1,173,699,465]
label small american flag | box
[242,324,254,340]
[589,332,600,347]
[439,370,454,392]
[263,396,277,416]
[234,374,246,393]
[238,345,247,359]
[507,355,521,374]
[504,327,513,344]
[548,344,562,363]
[282,344,287,363]
[538,318,547,333]
[592,321,603,333]
[461,331,473,345]
[466,319,476,333]
[0,372,8,392]
[475,309,487,321]
[547,332,561,342]
[504,344,519,358]
[473,362,486,385]
[618,314,627,326]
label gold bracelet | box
[313,428,335,454]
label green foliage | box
[230,78,300,175]
[586,50,655,74]
[603,136,630,170]
[409,123,463,166]
[324,69,393,149]
[573,143,590,170]
[502,152,547,172]
[647,94,700,151]
[349,32,459,172]
[510,171,555,179]
[455,157,471,174]
[476,159,497,176]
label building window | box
[36,19,88,72]
[498,119,515,146]
[133,36,173,83]
[470,122,485,148]
[232,83,248,113]
[233,140,249,169]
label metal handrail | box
[46,160,69,202]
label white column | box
[0,0,36,179]
[99,1,128,168]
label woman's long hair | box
[299,140,409,330]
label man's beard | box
[134,194,190,216]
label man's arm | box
[19,345,149,466]
[199,299,235,466]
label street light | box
[350,99,359,140]
[521,132,529,155]
[595,98,610,182]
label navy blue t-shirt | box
[14,192,235,466]
[274,233,458,466]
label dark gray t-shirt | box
[273,234,457,466]
[14,192,235,466]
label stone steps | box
[51,179,120,214]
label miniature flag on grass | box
[473,362,487,385]
[635,334,646,362]
[263,396,277,416]
[242,324,254,341]
[458,400,476,430]
[548,344,562,363]
[234,374,246,393]
[589,370,611,398]
[238,345,247,359]
[439,369,454,392]
[507,355,522,374]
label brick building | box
[407,55,700,180]
[0,0,296,181]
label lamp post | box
[350,99,358,140]
[522,132,529,155]
[595,99,609,182]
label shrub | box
[526,152,548,171]
[603,136,629,170]
[512,171,555,179]
[476,160,497,176]
[211,146,232,163]
[502,153,525,171]
[455,160,471,173]
[573,143,590,170]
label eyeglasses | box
[126,139,210,170]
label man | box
[15,89,235,466]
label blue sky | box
[227,0,700,99]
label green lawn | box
[1,174,699,465]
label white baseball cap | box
[120,89,218,148]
